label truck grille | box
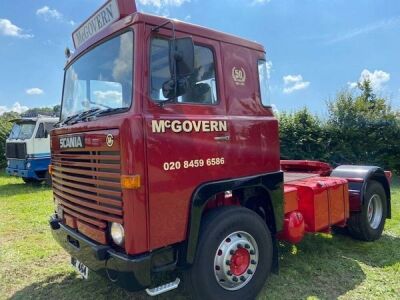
[52,150,122,244]
[6,143,27,159]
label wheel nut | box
[227,271,232,276]
[247,269,253,275]
[245,244,250,249]
[232,276,238,282]
[250,250,255,255]
[226,260,231,266]
[240,276,246,282]
[251,259,256,265]
[230,250,235,255]
[237,243,242,248]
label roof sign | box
[73,0,120,49]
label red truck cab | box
[49,1,391,299]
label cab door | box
[143,25,228,249]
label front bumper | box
[49,215,152,291]
[6,157,50,179]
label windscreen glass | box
[61,31,134,120]
[8,122,36,140]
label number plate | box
[71,257,89,279]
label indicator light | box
[48,164,54,177]
[121,175,141,189]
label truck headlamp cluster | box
[110,222,125,246]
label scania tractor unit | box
[6,116,57,184]
[48,1,392,299]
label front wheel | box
[22,177,40,184]
[184,207,273,300]
[347,180,387,241]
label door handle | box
[214,135,230,142]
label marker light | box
[110,222,125,246]
[48,164,54,177]
[121,175,141,189]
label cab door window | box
[150,38,218,104]
[35,123,45,138]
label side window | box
[150,38,218,104]
[36,123,45,138]
[258,60,271,107]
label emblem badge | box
[106,134,114,147]
[232,67,246,86]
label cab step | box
[145,278,181,296]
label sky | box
[0,0,399,116]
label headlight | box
[26,162,31,169]
[110,223,125,246]
[7,160,10,167]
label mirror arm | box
[152,20,179,105]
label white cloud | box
[327,16,400,44]
[0,19,33,38]
[36,6,75,25]
[348,69,390,91]
[251,0,271,5]
[36,6,62,20]
[26,88,44,95]
[283,74,310,94]
[0,102,29,115]
[137,0,190,8]
[93,90,122,104]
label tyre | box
[184,206,273,300]
[22,177,40,184]
[45,171,52,186]
[347,180,387,241]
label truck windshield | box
[9,122,36,140]
[61,31,134,121]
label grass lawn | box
[0,171,399,299]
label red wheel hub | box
[230,248,250,276]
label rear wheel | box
[347,180,387,241]
[184,207,273,300]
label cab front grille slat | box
[52,147,122,245]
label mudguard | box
[185,171,284,265]
[331,165,391,218]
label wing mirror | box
[162,37,194,101]
[170,37,195,78]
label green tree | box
[279,108,328,161]
[0,112,19,168]
[327,80,400,171]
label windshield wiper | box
[67,108,103,125]
[55,108,101,127]
[91,107,128,118]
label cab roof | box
[10,116,59,123]
[69,11,265,63]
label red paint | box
[385,171,392,183]
[230,248,250,276]
[281,160,332,176]
[277,211,305,244]
[284,177,349,232]
[283,186,298,213]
